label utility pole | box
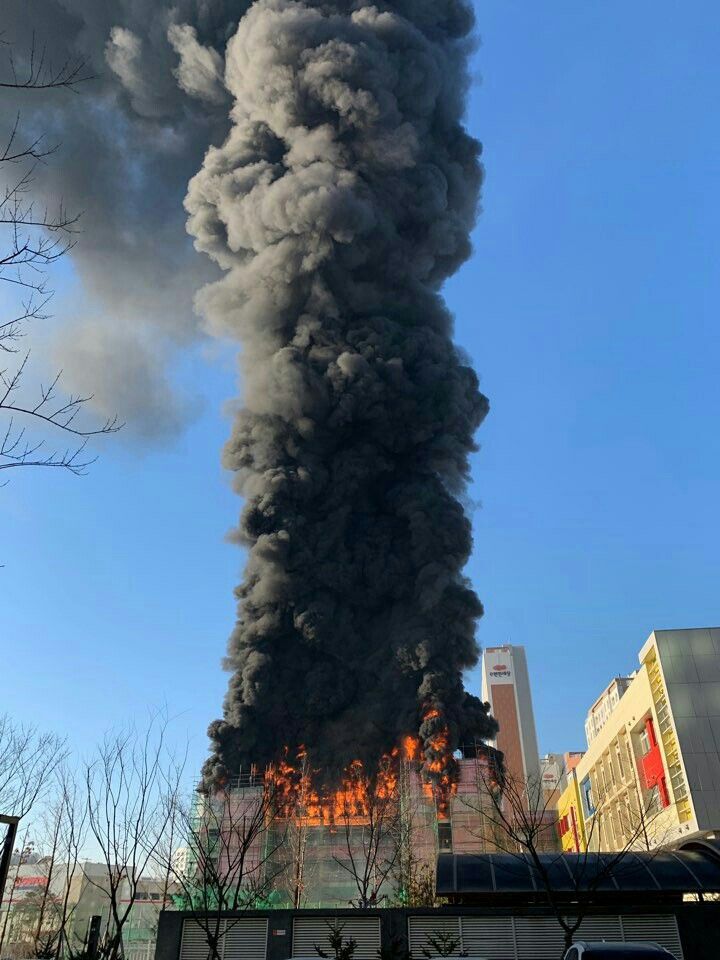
[0,815,20,903]
[87,915,102,960]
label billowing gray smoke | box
[186,0,497,788]
[0,0,247,437]
[3,0,497,786]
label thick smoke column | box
[187,0,497,787]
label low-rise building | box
[559,626,720,853]
[0,860,171,960]
[556,769,587,852]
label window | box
[438,822,452,853]
[639,727,650,755]
[615,741,624,779]
[581,776,595,816]
[646,784,661,816]
[607,753,617,787]
[623,734,634,776]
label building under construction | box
[188,745,507,910]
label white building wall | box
[481,645,541,783]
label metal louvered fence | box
[159,908,698,960]
[407,913,683,960]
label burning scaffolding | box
[190,744,504,909]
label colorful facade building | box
[556,769,587,852]
[558,626,720,853]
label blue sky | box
[2,0,719,775]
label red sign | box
[15,877,47,889]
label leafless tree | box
[462,762,667,958]
[0,824,34,955]
[389,758,438,907]
[158,777,284,960]
[0,714,67,823]
[23,768,90,960]
[332,761,401,908]
[275,752,314,909]
[0,768,93,960]
[82,716,183,960]
[0,35,118,479]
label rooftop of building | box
[587,675,636,714]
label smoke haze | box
[1,0,244,437]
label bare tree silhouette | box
[0,35,118,478]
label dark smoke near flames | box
[187,0,498,789]
[1,0,497,788]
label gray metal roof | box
[436,849,720,896]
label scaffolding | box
[198,747,506,908]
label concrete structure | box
[585,676,635,746]
[481,646,541,787]
[540,751,585,828]
[171,847,192,880]
[277,753,501,907]
[539,753,565,795]
[0,860,170,960]
[559,626,720,853]
[206,746,504,909]
[156,885,720,960]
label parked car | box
[563,943,678,959]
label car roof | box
[574,943,670,955]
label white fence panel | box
[292,917,380,960]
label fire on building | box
[186,742,505,910]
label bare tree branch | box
[82,714,184,960]
[0,34,95,91]
[461,760,669,958]
[331,759,401,909]
[0,34,119,482]
[0,714,68,823]
[156,775,285,960]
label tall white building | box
[171,846,192,878]
[481,645,541,786]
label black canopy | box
[437,846,720,903]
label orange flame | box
[265,708,459,825]
[420,706,457,819]
[267,749,401,825]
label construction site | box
[188,744,505,910]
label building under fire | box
[188,744,504,910]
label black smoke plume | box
[186,0,497,788]
[2,0,497,786]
